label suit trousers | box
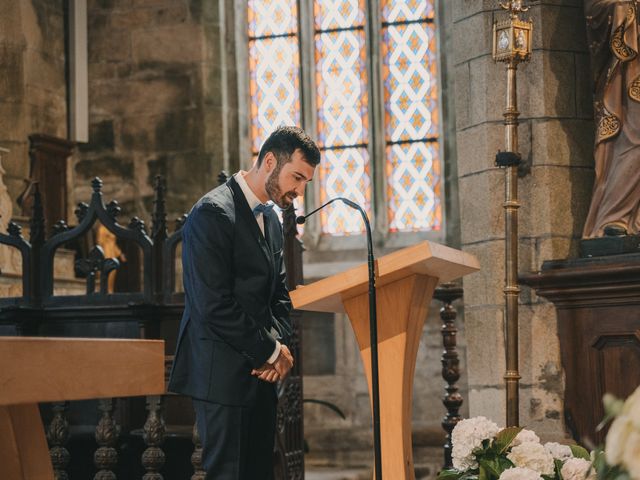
[192,381,277,480]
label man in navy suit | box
[169,126,321,479]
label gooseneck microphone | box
[295,197,359,225]
[297,197,383,480]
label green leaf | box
[554,458,565,480]
[437,469,462,480]
[478,464,489,480]
[569,444,590,460]
[497,456,515,472]
[494,427,523,454]
[478,458,501,478]
[459,473,479,480]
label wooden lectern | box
[290,241,479,479]
[0,337,165,480]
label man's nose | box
[294,184,305,196]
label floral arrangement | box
[437,416,591,480]
[590,386,640,479]
[438,385,640,480]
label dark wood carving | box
[191,423,206,480]
[94,398,119,480]
[18,134,74,230]
[142,396,166,480]
[434,283,464,469]
[46,401,70,480]
[521,254,640,444]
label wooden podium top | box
[0,337,166,406]
[291,240,479,313]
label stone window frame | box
[235,0,450,253]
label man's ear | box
[263,152,276,173]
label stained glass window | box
[315,0,371,236]
[246,0,442,237]
[248,0,301,155]
[248,0,304,224]
[382,0,441,232]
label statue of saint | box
[583,1,640,238]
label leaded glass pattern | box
[319,148,371,235]
[249,0,298,37]
[315,0,371,235]
[386,143,440,231]
[248,0,301,154]
[382,0,441,233]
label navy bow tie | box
[253,203,274,216]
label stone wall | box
[453,0,594,438]
[0,0,67,214]
[75,0,242,221]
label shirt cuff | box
[266,340,281,364]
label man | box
[168,126,320,479]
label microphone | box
[295,196,383,480]
[295,197,360,225]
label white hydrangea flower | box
[498,467,543,480]
[621,386,640,427]
[544,441,573,460]
[512,428,540,447]
[451,416,500,471]
[605,413,633,466]
[621,430,640,479]
[507,441,555,476]
[561,458,595,480]
[606,386,640,472]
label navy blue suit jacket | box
[168,176,292,406]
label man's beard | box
[265,161,297,209]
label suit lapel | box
[228,177,274,274]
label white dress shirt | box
[234,172,281,365]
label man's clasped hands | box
[250,344,294,383]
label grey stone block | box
[456,123,503,177]
[519,165,593,238]
[468,55,508,126]
[530,118,595,168]
[461,240,505,306]
[520,52,576,119]
[453,11,493,66]
[454,63,470,130]
[532,5,588,53]
[464,306,506,387]
[89,28,131,63]
[459,170,504,244]
[132,25,203,64]
[452,0,500,23]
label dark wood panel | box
[521,254,640,444]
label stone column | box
[453,0,594,438]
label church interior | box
[1,0,639,479]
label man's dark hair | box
[257,126,321,168]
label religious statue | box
[583,1,640,238]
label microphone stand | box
[297,198,382,480]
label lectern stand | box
[0,337,165,480]
[290,241,479,479]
